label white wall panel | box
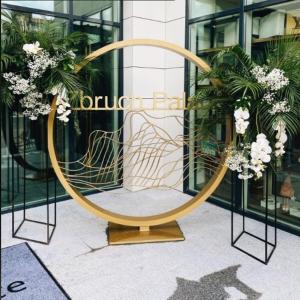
[123,0,185,191]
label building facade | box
[1,0,300,235]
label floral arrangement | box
[226,66,290,180]
[3,42,74,122]
[1,11,93,123]
[190,39,300,180]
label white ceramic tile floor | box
[2,189,300,300]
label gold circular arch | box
[48,38,231,227]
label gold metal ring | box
[47,39,231,227]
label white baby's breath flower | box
[3,73,34,94]
[265,68,289,91]
[262,92,275,104]
[27,49,60,78]
[5,41,76,121]
[251,66,267,84]
[251,66,289,91]
[269,100,290,115]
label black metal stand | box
[231,167,277,265]
[11,113,57,245]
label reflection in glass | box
[3,0,68,13]
[73,0,119,22]
[61,22,120,194]
[248,2,300,59]
[244,1,300,228]
[1,10,120,210]
[188,106,230,202]
[189,0,240,19]
[187,16,238,202]
[73,21,116,50]
[189,15,239,63]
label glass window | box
[189,15,240,63]
[248,138,300,229]
[64,22,120,193]
[246,1,300,58]
[188,16,238,202]
[1,10,69,209]
[246,0,273,4]
[73,0,119,22]
[187,106,232,202]
[1,9,69,35]
[73,21,117,49]
[188,0,300,231]
[189,0,240,19]
[245,1,300,228]
[3,0,68,13]
[1,1,121,211]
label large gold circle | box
[48,39,231,227]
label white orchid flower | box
[256,171,263,178]
[57,104,65,114]
[67,50,76,59]
[278,133,287,144]
[57,109,71,123]
[261,154,271,163]
[275,148,285,156]
[23,41,42,54]
[234,107,249,120]
[256,133,267,141]
[235,119,249,135]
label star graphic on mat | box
[168,265,261,300]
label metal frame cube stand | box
[11,115,56,245]
[231,168,277,264]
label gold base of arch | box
[108,221,184,245]
[47,38,232,244]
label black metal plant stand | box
[11,112,57,245]
[231,167,277,265]
[12,203,56,245]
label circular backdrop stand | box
[48,39,232,245]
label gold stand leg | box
[107,221,185,245]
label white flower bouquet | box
[226,65,290,180]
[3,42,75,122]
[190,40,300,180]
[1,12,91,123]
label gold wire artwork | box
[59,111,224,193]
[48,39,232,229]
